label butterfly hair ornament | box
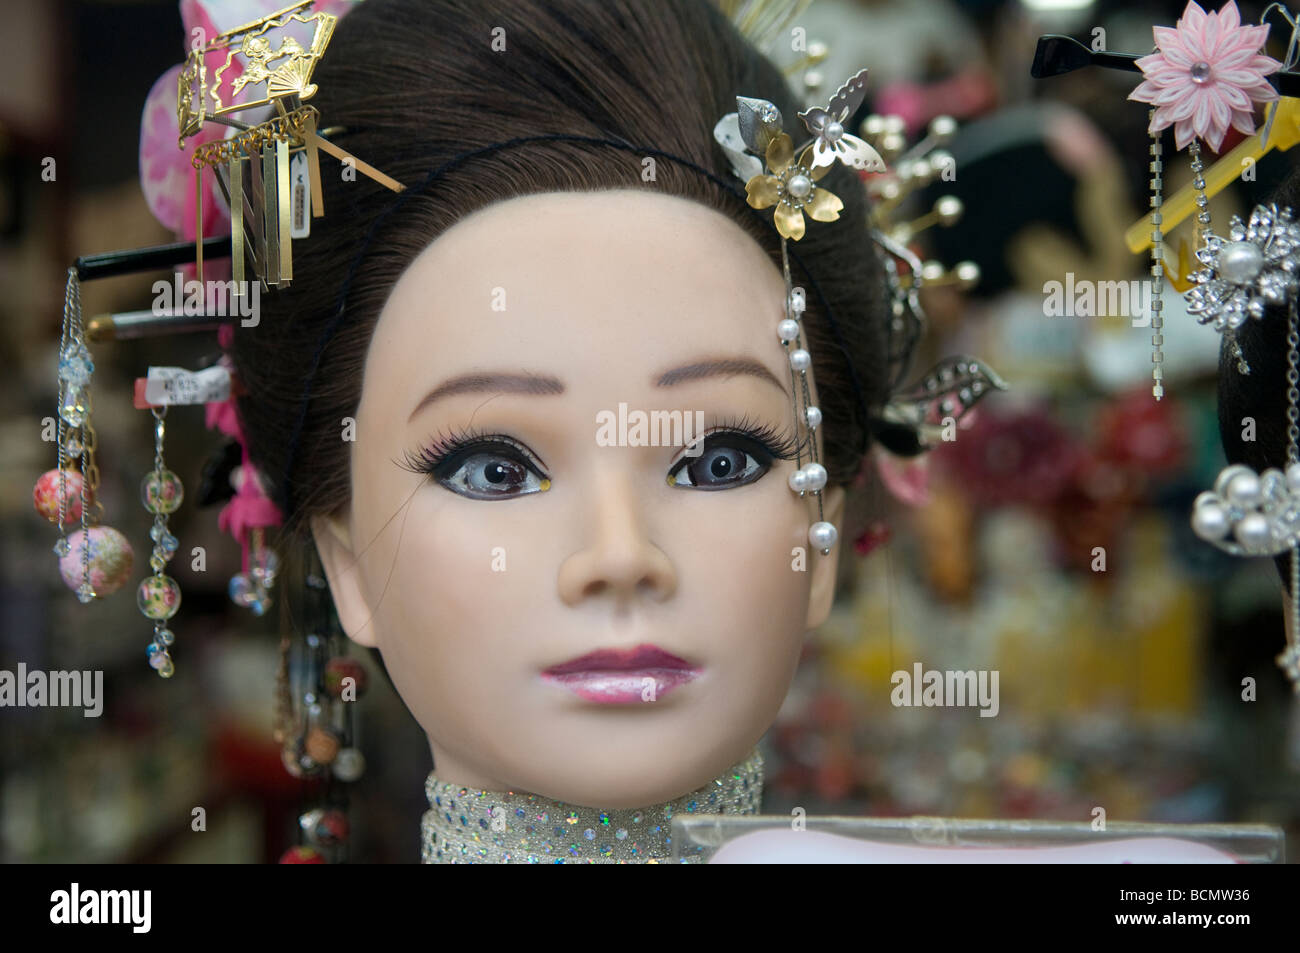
[714,68,1007,536]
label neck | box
[421,748,764,864]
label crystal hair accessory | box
[1128,0,1283,399]
[1186,202,1300,692]
[1186,203,1300,366]
[1032,6,1300,691]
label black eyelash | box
[396,414,804,480]
[697,413,804,462]
[396,424,545,479]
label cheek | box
[665,470,813,670]
[363,487,538,671]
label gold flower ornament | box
[715,69,883,242]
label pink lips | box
[542,644,700,704]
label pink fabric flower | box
[1129,0,1281,152]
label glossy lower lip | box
[542,668,700,704]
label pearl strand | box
[778,238,836,555]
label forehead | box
[367,190,788,387]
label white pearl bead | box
[1191,498,1230,541]
[824,120,843,142]
[1235,512,1271,549]
[777,318,800,343]
[802,462,828,491]
[788,469,808,493]
[1214,464,1253,498]
[790,349,810,371]
[809,521,837,551]
[787,173,812,199]
[805,406,822,429]
[1287,462,1300,494]
[1225,470,1262,508]
[1218,240,1265,285]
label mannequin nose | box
[557,468,677,608]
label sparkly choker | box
[421,749,764,864]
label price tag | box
[144,366,232,406]
[290,151,311,239]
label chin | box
[513,732,759,809]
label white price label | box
[290,151,311,239]
[144,365,232,406]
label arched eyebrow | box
[409,356,787,421]
[408,372,563,421]
[653,356,787,396]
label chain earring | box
[35,268,134,600]
[139,406,184,677]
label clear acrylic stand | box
[671,815,1285,863]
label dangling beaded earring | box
[1129,0,1283,399]
[139,405,184,677]
[35,268,134,601]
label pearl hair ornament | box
[1187,204,1300,692]
[715,72,893,556]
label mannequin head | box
[231,0,892,806]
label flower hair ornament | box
[1128,0,1283,400]
[1032,5,1300,692]
[714,70,1007,547]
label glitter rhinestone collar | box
[421,748,764,864]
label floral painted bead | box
[140,469,184,515]
[33,469,89,523]
[58,527,134,596]
[137,574,181,620]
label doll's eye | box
[667,432,782,491]
[441,449,548,499]
[401,436,549,501]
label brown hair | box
[232,0,891,541]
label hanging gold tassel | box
[229,153,245,294]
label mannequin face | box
[313,189,845,808]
